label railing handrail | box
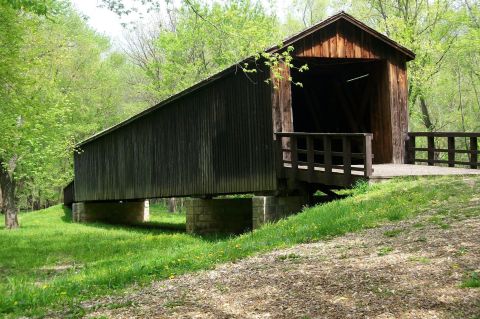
[406,132,479,169]
[276,132,373,138]
[275,132,374,186]
[408,132,480,138]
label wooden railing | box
[275,132,373,186]
[406,132,479,169]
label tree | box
[333,0,477,133]
[0,2,144,228]
[122,0,283,102]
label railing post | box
[406,135,415,164]
[471,137,478,169]
[447,136,455,167]
[427,136,435,166]
[323,135,332,183]
[306,135,314,182]
[275,136,285,178]
[290,135,298,179]
[363,134,373,177]
[342,136,352,181]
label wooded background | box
[1,0,479,226]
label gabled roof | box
[77,12,414,147]
[269,11,415,60]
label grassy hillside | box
[0,176,479,317]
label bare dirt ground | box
[86,199,480,319]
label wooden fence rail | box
[406,132,480,169]
[275,132,373,186]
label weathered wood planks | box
[74,68,277,201]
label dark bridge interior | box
[290,58,391,164]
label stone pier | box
[185,198,252,235]
[72,200,149,225]
[185,196,309,234]
[252,195,308,229]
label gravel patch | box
[85,204,480,319]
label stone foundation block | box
[72,200,149,225]
[186,198,252,235]
[252,196,308,229]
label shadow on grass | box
[61,205,191,235]
[62,205,72,222]
[58,196,347,241]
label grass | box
[0,176,479,317]
[461,271,480,288]
[377,246,394,256]
[383,229,403,237]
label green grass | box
[461,271,480,288]
[0,176,479,317]
[383,229,403,237]
[377,246,394,256]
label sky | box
[71,0,133,43]
[71,0,291,44]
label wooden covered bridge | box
[66,12,480,234]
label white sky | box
[71,0,291,44]
[71,0,133,43]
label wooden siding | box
[74,69,276,202]
[271,63,293,135]
[388,53,409,163]
[295,19,404,60]
[291,19,409,164]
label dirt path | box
[86,201,480,319]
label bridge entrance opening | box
[290,58,392,164]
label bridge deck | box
[370,164,480,181]
[282,163,480,187]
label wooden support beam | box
[291,136,299,179]
[306,135,315,183]
[471,137,478,169]
[447,137,455,167]
[427,136,435,166]
[323,135,333,184]
[275,137,285,178]
[342,137,352,183]
[406,135,415,164]
[364,134,373,177]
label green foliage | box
[0,176,478,316]
[255,45,309,88]
[383,229,402,237]
[0,2,145,211]
[0,0,57,15]
[377,246,393,256]
[131,0,283,101]
[352,179,371,195]
[461,271,480,288]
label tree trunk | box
[419,97,434,131]
[0,162,19,229]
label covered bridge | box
[67,12,480,234]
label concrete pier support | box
[185,196,309,234]
[185,198,252,235]
[252,196,308,229]
[72,200,149,225]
